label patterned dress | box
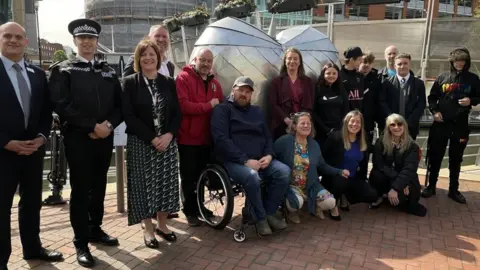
[126,78,180,226]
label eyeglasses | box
[389,122,404,128]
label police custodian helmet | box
[68,18,101,37]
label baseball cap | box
[233,76,254,90]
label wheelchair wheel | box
[197,164,234,230]
[233,230,246,242]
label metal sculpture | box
[189,17,340,108]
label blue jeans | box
[223,160,290,221]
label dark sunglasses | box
[389,122,404,128]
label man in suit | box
[123,24,175,78]
[379,53,426,140]
[0,22,63,269]
[48,19,122,267]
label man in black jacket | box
[122,24,175,78]
[48,19,123,267]
[379,53,426,140]
[422,48,480,204]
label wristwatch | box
[106,121,113,131]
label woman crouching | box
[274,112,349,224]
[369,114,427,217]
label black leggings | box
[369,169,427,216]
[321,175,378,205]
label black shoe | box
[144,236,159,248]
[0,266,7,270]
[75,247,95,268]
[24,247,64,261]
[155,229,177,242]
[89,230,119,246]
[167,213,179,219]
[448,190,467,204]
[339,205,350,212]
[328,211,341,221]
[186,215,202,227]
[421,185,436,198]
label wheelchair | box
[196,163,288,243]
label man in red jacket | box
[175,48,224,226]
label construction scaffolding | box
[85,0,199,53]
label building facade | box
[40,39,64,61]
[84,0,203,53]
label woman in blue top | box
[274,112,349,224]
[322,110,378,219]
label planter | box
[163,18,182,33]
[268,0,316,14]
[215,3,253,19]
[179,15,209,27]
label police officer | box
[422,48,480,204]
[48,19,122,267]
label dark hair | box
[133,38,161,73]
[280,47,305,77]
[317,62,341,88]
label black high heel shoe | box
[328,211,342,221]
[156,229,177,242]
[144,236,159,248]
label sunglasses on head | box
[389,122,404,128]
[290,112,310,118]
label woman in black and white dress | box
[121,38,181,247]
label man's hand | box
[155,133,173,152]
[459,97,471,107]
[245,159,261,171]
[284,117,293,127]
[88,132,99,139]
[433,112,443,122]
[259,155,272,169]
[388,189,399,206]
[94,121,111,138]
[341,169,350,178]
[403,186,409,196]
[5,140,38,155]
[210,98,219,107]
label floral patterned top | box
[292,141,309,194]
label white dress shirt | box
[396,73,410,84]
[0,55,31,113]
[76,55,95,65]
[159,57,170,77]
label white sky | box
[38,0,85,49]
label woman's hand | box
[341,170,350,178]
[403,186,409,196]
[388,189,399,206]
[156,133,173,152]
[284,117,293,127]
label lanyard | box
[143,76,158,106]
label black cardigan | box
[121,72,181,144]
[322,130,367,170]
[371,138,421,192]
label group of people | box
[0,15,478,270]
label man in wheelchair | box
[211,76,290,236]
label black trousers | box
[0,149,45,267]
[426,122,468,191]
[178,144,211,217]
[321,175,378,205]
[369,169,426,216]
[63,131,113,248]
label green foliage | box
[52,50,68,62]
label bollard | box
[115,146,125,213]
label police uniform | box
[48,18,122,267]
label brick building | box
[40,39,64,61]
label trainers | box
[255,220,273,236]
[266,215,288,231]
[287,211,300,224]
[186,216,202,227]
[448,190,466,204]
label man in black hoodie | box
[422,48,480,204]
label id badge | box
[154,118,159,127]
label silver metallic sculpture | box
[189,16,340,107]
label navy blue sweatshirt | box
[211,97,274,164]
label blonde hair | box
[342,110,367,151]
[381,114,414,156]
[287,112,316,138]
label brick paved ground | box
[7,176,480,270]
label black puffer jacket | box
[428,48,480,132]
[372,138,421,192]
[48,58,123,133]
